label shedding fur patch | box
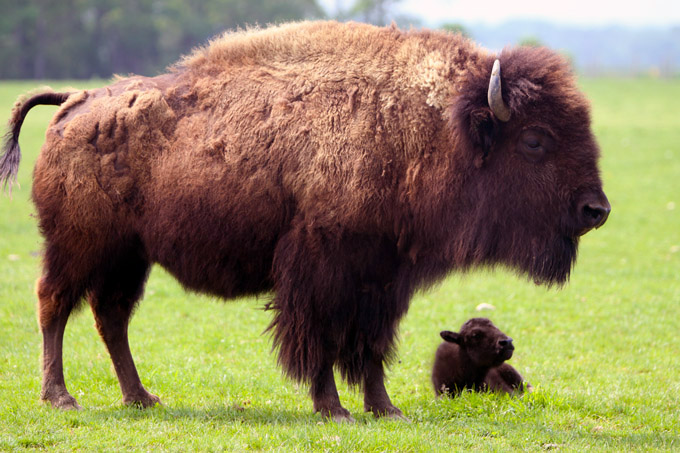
[412,50,453,110]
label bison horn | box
[488,59,511,122]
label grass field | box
[0,77,679,451]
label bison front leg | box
[270,225,358,422]
[311,361,355,423]
[269,303,354,422]
[363,355,408,420]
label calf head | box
[440,318,514,368]
[449,46,610,285]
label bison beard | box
[0,21,609,421]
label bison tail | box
[1,90,72,195]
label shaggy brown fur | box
[0,21,608,421]
[432,318,528,396]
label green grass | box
[1,77,679,451]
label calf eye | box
[470,330,483,340]
[518,128,550,163]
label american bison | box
[0,21,609,421]
[432,318,529,396]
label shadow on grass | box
[84,403,384,426]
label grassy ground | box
[0,77,678,451]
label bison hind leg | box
[36,275,85,410]
[87,245,159,407]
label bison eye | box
[518,128,549,163]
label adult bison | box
[0,21,609,421]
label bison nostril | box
[498,338,513,348]
[582,202,611,229]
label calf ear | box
[440,330,461,343]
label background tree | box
[441,22,469,38]
[0,0,323,79]
[343,0,401,26]
[518,35,543,47]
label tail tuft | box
[0,129,21,195]
[1,90,73,195]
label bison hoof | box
[42,392,82,411]
[124,391,162,408]
[332,412,356,423]
[318,406,355,423]
[367,404,410,422]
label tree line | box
[1,0,324,79]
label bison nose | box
[498,338,514,349]
[581,201,611,230]
[577,194,611,234]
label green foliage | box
[441,23,469,38]
[345,0,401,25]
[0,0,323,79]
[0,77,679,450]
[519,36,544,47]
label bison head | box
[440,318,514,368]
[448,46,610,285]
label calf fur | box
[432,318,528,396]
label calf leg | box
[37,278,80,410]
[485,363,528,395]
[363,355,407,420]
[88,252,158,407]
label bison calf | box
[432,318,528,396]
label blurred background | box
[1,0,678,79]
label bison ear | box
[440,330,461,343]
[469,108,498,165]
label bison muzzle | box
[0,21,609,421]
